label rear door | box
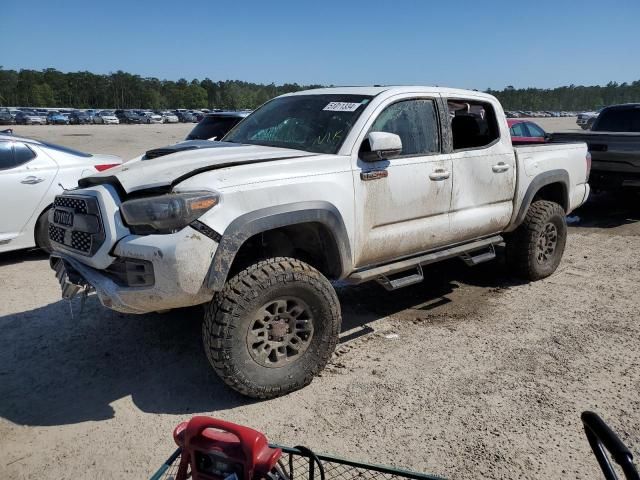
[0,141,58,245]
[446,97,516,241]
[351,95,454,267]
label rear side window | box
[526,122,545,137]
[0,142,36,170]
[510,123,528,137]
[594,107,640,132]
[448,100,500,150]
[368,99,440,156]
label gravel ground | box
[1,118,638,479]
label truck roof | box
[284,85,497,100]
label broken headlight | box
[120,191,220,234]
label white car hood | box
[78,142,315,194]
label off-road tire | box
[203,257,341,399]
[506,200,567,281]
[35,209,52,254]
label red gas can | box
[172,416,282,480]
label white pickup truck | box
[49,86,590,398]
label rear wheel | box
[35,209,52,254]
[203,257,341,399]
[506,200,567,281]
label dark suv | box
[186,111,250,140]
[69,111,92,125]
[115,110,143,124]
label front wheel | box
[203,257,341,399]
[506,200,567,281]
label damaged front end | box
[48,186,221,315]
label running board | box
[348,235,503,287]
[460,244,496,266]
[377,264,424,291]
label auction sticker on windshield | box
[323,102,362,112]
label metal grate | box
[71,231,92,253]
[54,196,87,214]
[49,224,65,244]
[276,448,444,480]
[151,448,443,480]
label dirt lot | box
[1,118,639,479]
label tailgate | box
[551,132,640,174]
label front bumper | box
[50,227,219,314]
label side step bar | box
[348,235,503,289]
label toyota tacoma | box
[49,86,591,398]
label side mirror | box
[360,132,402,162]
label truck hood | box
[78,142,316,194]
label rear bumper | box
[50,227,219,314]
[569,182,590,214]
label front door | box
[352,96,454,268]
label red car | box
[508,119,548,145]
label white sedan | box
[0,133,122,253]
[93,111,120,124]
[160,111,179,123]
[142,112,163,124]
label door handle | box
[429,169,450,181]
[21,176,45,184]
[492,162,510,173]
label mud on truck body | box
[49,86,591,398]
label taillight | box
[94,163,119,172]
[585,152,591,181]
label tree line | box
[1,67,639,111]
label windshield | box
[594,107,640,132]
[223,94,373,154]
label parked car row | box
[0,107,245,126]
[505,110,578,118]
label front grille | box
[49,194,105,256]
[54,196,88,214]
[71,231,92,253]
[49,224,65,244]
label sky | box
[3,0,639,91]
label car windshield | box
[594,107,640,132]
[223,94,373,154]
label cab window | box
[448,100,500,150]
[368,99,440,156]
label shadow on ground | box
[0,248,48,267]
[0,251,522,427]
[568,190,640,231]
